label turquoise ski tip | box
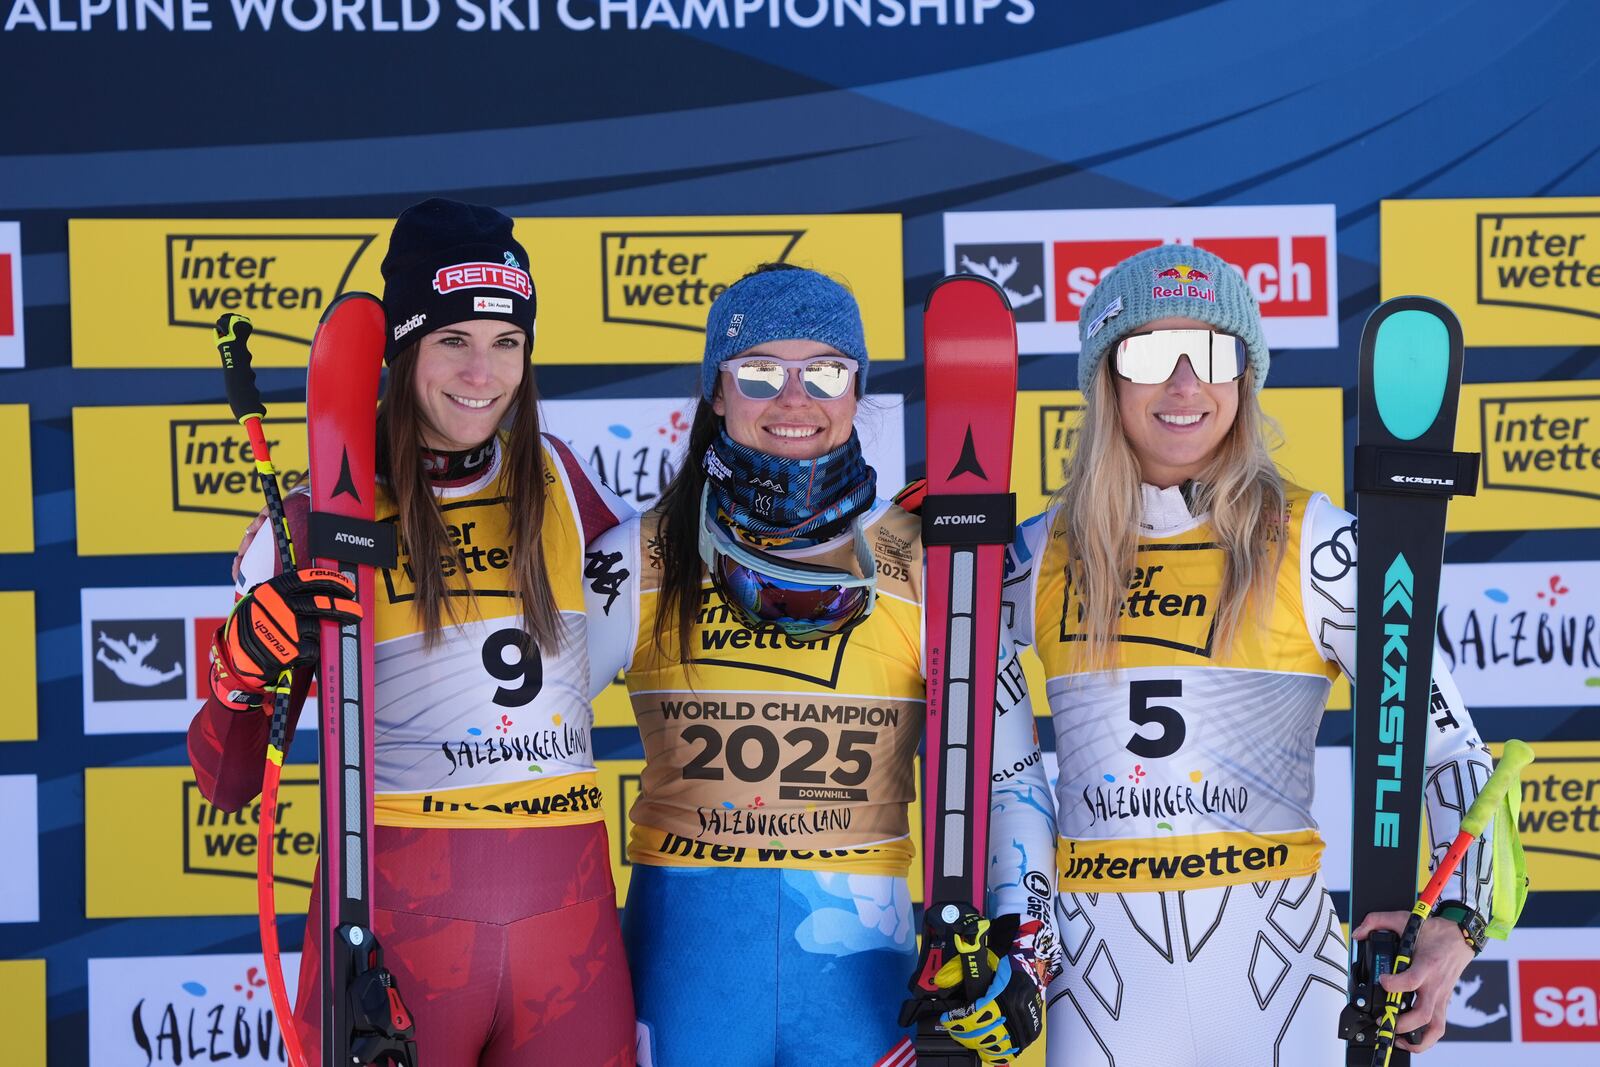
[1373,309,1449,441]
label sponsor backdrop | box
[3,4,1599,1063]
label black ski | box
[1340,296,1478,1066]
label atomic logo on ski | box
[947,426,988,481]
[332,450,361,503]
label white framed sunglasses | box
[721,354,859,400]
[1114,329,1245,385]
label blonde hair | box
[1055,361,1286,670]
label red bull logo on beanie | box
[433,261,533,299]
[1152,264,1217,303]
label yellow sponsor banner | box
[1009,386,1345,520]
[1382,197,1600,346]
[73,403,308,555]
[1504,740,1600,893]
[1450,381,1600,531]
[0,592,37,741]
[0,405,32,553]
[70,216,904,368]
[0,959,45,1066]
[85,765,317,917]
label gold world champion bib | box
[626,504,928,875]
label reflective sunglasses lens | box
[1114,335,1179,385]
[1207,334,1244,383]
[734,360,786,399]
[801,360,853,400]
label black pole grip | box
[215,313,266,421]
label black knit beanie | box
[379,197,537,362]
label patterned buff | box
[703,429,877,546]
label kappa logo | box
[1477,212,1600,320]
[170,417,308,518]
[433,261,533,299]
[585,549,629,616]
[601,230,803,332]
[165,233,374,345]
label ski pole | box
[1368,739,1534,1067]
[214,312,310,1067]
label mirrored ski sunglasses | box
[1114,329,1245,385]
[697,485,876,642]
[721,354,859,400]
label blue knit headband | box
[702,268,868,400]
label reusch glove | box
[940,916,1049,1066]
[209,568,362,710]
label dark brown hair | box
[377,341,564,651]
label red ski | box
[305,293,415,1066]
[900,275,1019,1065]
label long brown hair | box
[1057,360,1286,669]
[376,341,564,651]
[651,399,723,663]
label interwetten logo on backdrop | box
[1509,742,1600,894]
[75,403,313,555]
[85,766,318,917]
[171,417,309,517]
[601,230,803,331]
[1478,394,1600,501]
[88,952,300,1066]
[165,233,373,342]
[1383,197,1600,347]
[1478,212,1600,321]
[945,205,1338,354]
[1448,383,1600,532]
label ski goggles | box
[721,355,859,401]
[697,485,877,641]
[1113,330,1245,385]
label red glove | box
[209,568,362,710]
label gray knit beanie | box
[1077,244,1268,393]
[701,266,868,400]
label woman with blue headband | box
[1000,244,1522,1066]
[583,263,1060,1066]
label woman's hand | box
[1352,911,1477,1053]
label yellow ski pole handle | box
[1370,740,1535,1066]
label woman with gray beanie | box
[581,262,1061,1066]
[1000,244,1509,1065]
